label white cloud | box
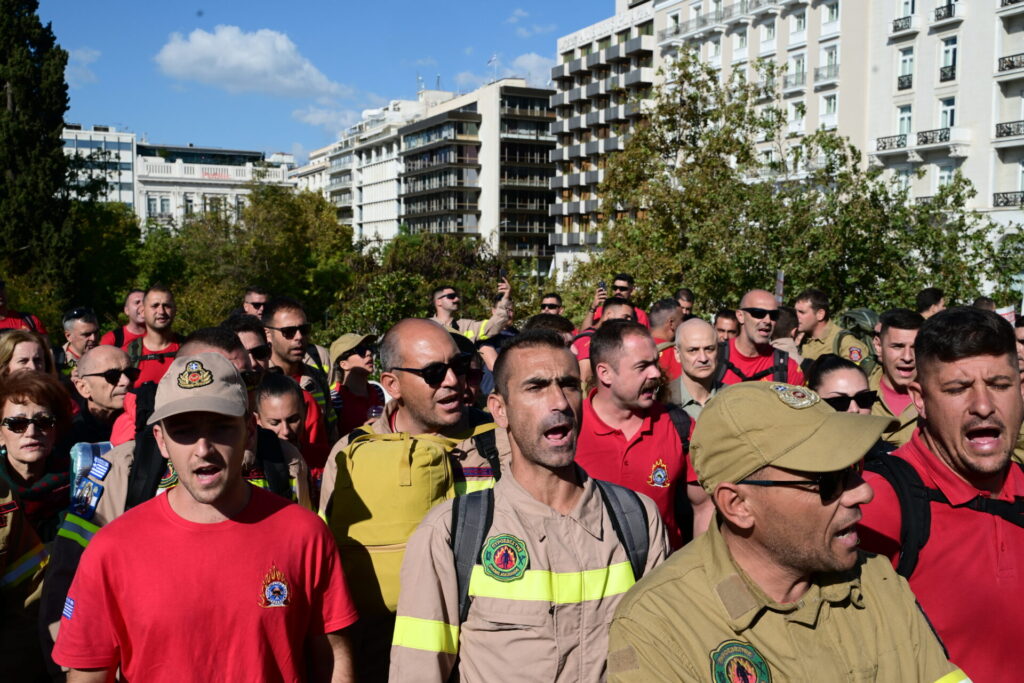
[292,105,360,138]
[155,25,351,99]
[515,24,557,39]
[67,47,100,88]
[506,9,529,23]
[455,52,556,90]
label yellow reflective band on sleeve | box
[56,513,101,549]
[454,479,496,496]
[1,543,48,588]
[468,561,635,604]
[933,669,971,683]
[392,616,460,654]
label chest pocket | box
[469,605,549,631]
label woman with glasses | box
[329,333,387,435]
[806,354,878,415]
[0,329,56,379]
[0,371,73,542]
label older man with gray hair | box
[668,318,721,420]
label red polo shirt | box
[575,390,696,549]
[653,337,682,381]
[719,337,804,386]
[0,310,47,334]
[592,305,649,328]
[99,325,144,348]
[858,432,1024,681]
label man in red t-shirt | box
[52,352,357,681]
[99,289,145,348]
[649,298,683,381]
[720,289,803,386]
[582,273,651,330]
[868,308,923,446]
[574,320,712,548]
[858,307,1024,682]
[0,277,48,336]
[128,285,181,385]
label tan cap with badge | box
[690,382,896,494]
[147,352,248,425]
[329,333,376,367]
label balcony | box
[782,71,807,94]
[819,112,837,130]
[623,35,654,56]
[814,63,839,88]
[890,14,921,38]
[625,67,656,87]
[875,134,908,154]
[932,3,965,26]
[998,0,1024,19]
[897,74,913,90]
[939,65,956,82]
[997,52,1024,83]
[994,119,1024,148]
[916,127,970,154]
[787,119,805,137]
[659,23,685,43]
[567,57,588,76]
[994,191,1024,207]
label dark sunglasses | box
[247,301,266,309]
[391,353,472,385]
[2,415,57,433]
[63,306,96,323]
[266,323,311,339]
[741,307,781,322]
[438,292,459,301]
[341,344,373,360]
[80,367,141,386]
[248,344,272,361]
[540,303,561,311]
[739,463,864,504]
[823,390,877,412]
[611,285,631,292]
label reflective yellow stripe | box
[57,513,101,549]
[454,479,496,496]
[933,669,971,683]
[1,543,48,588]
[468,561,634,603]
[392,616,460,654]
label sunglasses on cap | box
[341,344,373,360]
[740,307,781,322]
[540,303,561,311]
[391,353,472,385]
[80,367,141,386]
[823,390,877,412]
[438,292,459,301]
[63,306,96,323]
[2,415,57,433]
[738,462,864,504]
[265,323,311,339]
[248,344,272,362]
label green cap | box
[691,382,895,494]
[329,333,376,366]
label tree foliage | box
[565,53,1008,316]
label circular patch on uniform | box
[849,347,863,362]
[710,640,772,683]
[648,459,670,488]
[481,533,529,582]
[769,383,819,409]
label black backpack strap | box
[21,313,37,332]
[864,453,931,578]
[713,342,729,384]
[594,479,649,582]
[255,427,292,501]
[570,329,595,345]
[772,348,789,382]
[716,341,778,383]
[126,337,143,368]
[665,404,695,542]
[112,326,124,349]
[664,404,692,450]
[125,382,164,510]
[450,488,494,624]
[471,429,502,482]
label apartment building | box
[398,78,557,268]
[290,143,331,194]
[548,0,658,273]
[62,124,137,206]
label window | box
[895,168,913,192]
[900,0,915,15]
[1019,161,1024,191]
[692,3,702,20]
[793,11,807,34]
[184,195,194,215]
[937,164,954,188]
[763,21,776,41]
[159,197,170,215]
[736,29,748,50]
[789,100,805,122]
[940,97,956,128]
[825,1,840,24]
[898,105,913,134]
[823,45,838,67]
[899,47,915,75]
[147,196,157,217]
[823,93,838,116]
[790,53,806,76]
[942,37,958,67]
[710,36,721,58]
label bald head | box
[739,289,776,310]
[675,318,718,382]
[736,289,779,350]
[675,317,716,347]
[77,345,129,377]
[380,319,458,372]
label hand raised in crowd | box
[591,283,607,310]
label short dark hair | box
[261,296,305,326]
[124,289,144,304]
[772,306,798,340]
[601,297,635,317]
[1015,316,1024,330]
[523,313,575,336]
[915,287,944,314]
[879,308,924,338]
[493,329,571,398]
[144,284,173,300]
[221,313,265,337]
[541,292,563,305]
[916,307,1016,375]
[255,372,304,411]
[612,273,635,286]
[806,354,865,392]
[972,296,997,311]
[244,286,268,297]
[181,327,245,355]
[714,309,738,324]
[590,320,651,370]
[794,288,830,319]
[674,288,695,303]
[648,298,681,328]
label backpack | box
[865,451,1024,578]
[21,313,37,332]
[449,479,650,624]
[326,416,499,615]
[111,326,125,349]
[126,336,177,368]
[713,341,789,384]
[835,308,880,376]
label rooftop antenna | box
[436,74,441,89]
[416,73,425,92]
[488,54,498,83]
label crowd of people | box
[0,272,1018,681]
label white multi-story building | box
[62,124,137,206]
[290,143,331,195]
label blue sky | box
[38,1,604,163]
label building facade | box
[62,124,137,206]
[290,143,331,195]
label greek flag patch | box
[62,597,75,620]
[88,456,111,481]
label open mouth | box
[543,423,572,446]
[193,464,223,485]
[834,523,859,548]
[966,425,1002,450]
[436,393,461,411]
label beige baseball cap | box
[691,382,896,494]
[147,352,248,425]
[329,333,376,366]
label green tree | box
[567,53,1002,317]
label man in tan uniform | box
[607,381,969,682]
[794,288,866,365]
[869,308,923,446]
[390,329,669,682]
[428,280,511,343]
